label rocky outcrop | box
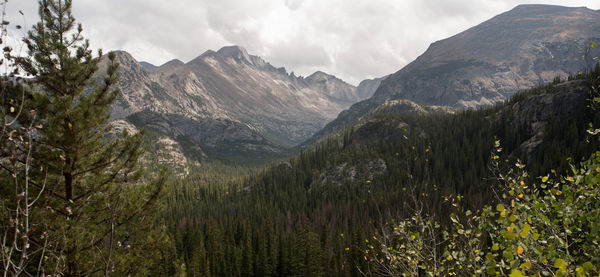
[371,99,454,115]
[311,158,387,187]
[154,136,190,177]
[108,119,192,176]
[501,79,590,157]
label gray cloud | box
[6,0,600,84]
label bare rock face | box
[154,136,190,177]
[501,79,590,158]
[357,76,387,100]
[371,99,454,115]
[108,120,192,177]
[312,158,387,187]
[375,4,600,108]
[305,71,367,104]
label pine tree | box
[14,0,168,275]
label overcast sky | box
[5,0,600,85]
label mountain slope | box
[98,46,381,163]
[375,4,600,107]
[306,4,600,144]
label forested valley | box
[2,0,600,276]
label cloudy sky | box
[5,0,600,84]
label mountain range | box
[103,4,600,167]
[99,46,383,162]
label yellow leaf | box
[542,176,548,182]
[520,180,525,186]
[516,245,524,255]
[592,41,597,48]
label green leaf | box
[509,269,527,277]
[554,258,567,270]
[496,204,505,212]
[492,244,499,251]
[520,224,531,238]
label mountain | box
[99,46,381,164]
[375,4,600,107]
[356,76,387,100]
[139,61,157,71]
[306,4,600,143]
[304,71,382,104]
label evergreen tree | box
[4,0,170,275]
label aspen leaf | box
[509,269,527,277]
[554,259,567,270]
[516,245,524,255]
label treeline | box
[163,67,600,276]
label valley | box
[2,1,600,276]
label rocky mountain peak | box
[160,59,184,67]
[110,50,141,68]
[217,45,253,65]
[306,71,334,81]
[158,59,185,71]
[139,61,157,71]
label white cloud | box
[5,0,600,85]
